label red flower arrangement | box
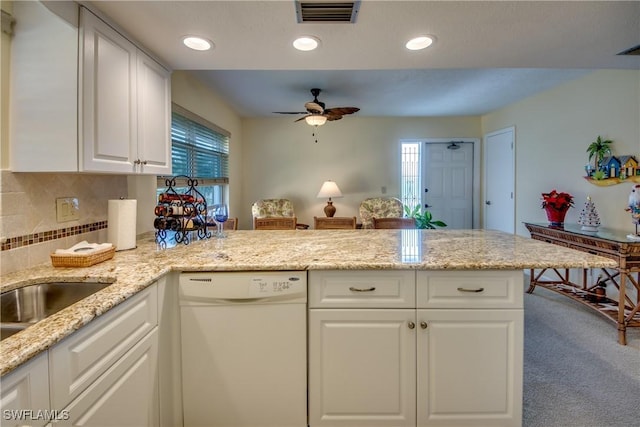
[541,189,574,211]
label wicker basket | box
[51,246,115,268]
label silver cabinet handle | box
[349,286,376,292]
[420,321,428,329]
[408,321,415,329]
[457,287,485,293]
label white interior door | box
[483,127,515,233]
[423,141,474,229]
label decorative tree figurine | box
[577,196,601,232]
[586,135,613,174]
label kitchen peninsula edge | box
[0,229,616,376]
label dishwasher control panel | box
[179,271,307,303]
[249,276,301,297]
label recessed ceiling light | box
[405,35,435,51]
[183,36,213,51]
[293,36,321,51]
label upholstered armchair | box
[358,197,404,229]
[251,199,295,219]
[251,199,308,229]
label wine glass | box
[213,204,229,238]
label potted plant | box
[586,136,613,173]
[404,205,447,229]
[541,189,574,226]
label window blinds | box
[168,104,229,183]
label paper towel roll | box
[107,199,137,251]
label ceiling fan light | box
[305,115,327,126]
[183,36,213,51]
[293,36,320,51]
[405,35,435,51]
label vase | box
[545,206,568,227]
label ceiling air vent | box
[617,44,640,56]
[295,1,360,23]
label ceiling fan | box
[274,88,360,126]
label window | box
[400,142,421,212]
[158,103,230,206]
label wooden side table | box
[524,223,640,344]
[313,216,357,229]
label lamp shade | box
[305,114,327,126]
[317,181,343,199]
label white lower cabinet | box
[0,352,51,427]
[57,329,159,427]
[309,309,417,426]
[49,284,159,427]
[309,270,524,427]
[417,309,523,426]
[1,283,160,427]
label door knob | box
[420,322,428,329]
[408,321,416,329]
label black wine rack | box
[155,175,211,247]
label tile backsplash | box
[0,171,128,274]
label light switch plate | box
[56,197,79,222]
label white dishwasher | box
[179,271,307,427]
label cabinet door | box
[0,352,51,427]
[80,7,137,173]
[309,309,416,427]
[417,309,523,427]
[58,329,159,427]
[10,1,78,172]
[136,52,172,175]
[49,286,157,410]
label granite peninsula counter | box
[0,229,616,376]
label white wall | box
[482,69,640,236]
[241,116,481,228]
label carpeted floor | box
[523,283,640,427]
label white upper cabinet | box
[135,51,172,175]
[9,1,79,172]
[9,2,171,175]
[80,7,171,174]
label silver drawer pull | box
[349,286,376,292]
[457,287,485,293]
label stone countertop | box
[0,229,616,376]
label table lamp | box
[317,181,343,217]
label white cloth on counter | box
[54,241,114,255]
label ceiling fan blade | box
[294,115,310,122]
[273,111,308,114]
[323,107,360,121]
[305,101,324,114]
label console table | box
[524,223,640,345]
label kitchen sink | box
[1,281,113,340]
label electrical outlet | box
[56,197,79,222]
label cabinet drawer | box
[309,270,415,308]
[417,271,523,309]
[49,285,158,410]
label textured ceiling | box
[88,0,640,117]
